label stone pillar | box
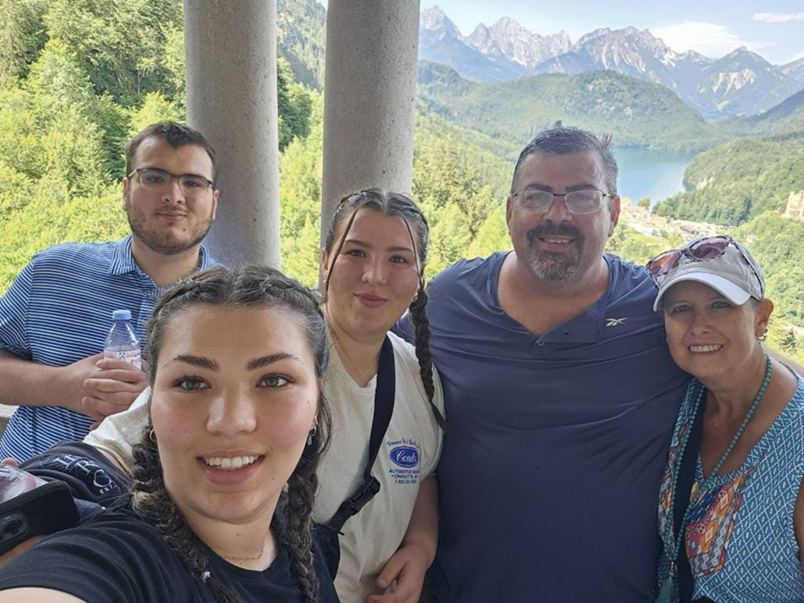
[183,0,280,268]
[320,0,421,245]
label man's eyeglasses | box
[646,235,763,293]
[129,168,214,198]
[512,188,612,214]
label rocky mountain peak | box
[421,5,462,38]
[464,15,570,68]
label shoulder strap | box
[674,384,706,603]
[327,336,396,533]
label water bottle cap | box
[112,309,132,321]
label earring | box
[306,424,317,446]
[149,429,157,443]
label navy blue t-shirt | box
[0,502,339,603]
[404,252,688,602]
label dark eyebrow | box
[565,183,601,192]
[172,354,219,370]
[344,239,414,254]
[521,183,554,192]
[520,182,599,193]
[247,353,300,370]
[142,167,211,181]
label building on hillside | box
[784,190,804,222]
[672,220,718,240]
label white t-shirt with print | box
[313,331,444,601]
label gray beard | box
[525,224,584,281]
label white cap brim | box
[653,271,752,311]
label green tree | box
[43,0,183,102]
[279,92,324,285]
[0,0,47,85]
[128,91,183,137]
[277,58,312,152]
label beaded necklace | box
[657,354,772,603]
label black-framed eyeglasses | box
[128,168,214,198]
[512,188,612,214]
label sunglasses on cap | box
[646,235,762,291]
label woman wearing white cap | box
[649,235,804,603]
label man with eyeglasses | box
[404,125,691,602]
[0,122,218,461]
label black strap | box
[673,383,706,603]
[327,336,396,533]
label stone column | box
[320,0,421,245]
[183,0,280,268]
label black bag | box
[318,335,396,576]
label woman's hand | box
[366,475,439,603]
[365,541,430,603]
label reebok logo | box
[605,317,627,327]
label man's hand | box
[82,357,147,424]
[57,353,106,417]
[365,542,430,603]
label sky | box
[419,0,804,65]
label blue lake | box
[613,148,698,207]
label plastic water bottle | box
[0,465,47,503]
[103,310,142,369]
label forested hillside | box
[655,133,804,225]
[418,62,723,154]
[720,88,804,138]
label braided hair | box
[323,189,446,429]
[131,265,332,603]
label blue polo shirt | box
[410,251,688,602]
[0,235,214,461]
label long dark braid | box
[273,427,325,603]
[408,287,446,429]
[131,265,331,603]
[324,189,446,429]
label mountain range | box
[417,61,722,153]
[419,6,804,120]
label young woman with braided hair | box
[314,188,445,603]
[0,189,444,602]
[0,266,339,603]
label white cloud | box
[650,22,772,58]
[753,13,804,23]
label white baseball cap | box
[652,237,764,312]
